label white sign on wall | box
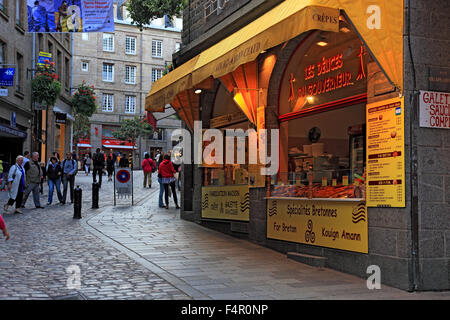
[419,90,449,129]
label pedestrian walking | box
[4,155,26,214]
[92,148,105,187]
[46,157,63,205]
[157,153,165,208]
[159,154,180,209]
[0,213,10,240]
[23,151,30,167]
[142,153,156,188]
[61,152,77,204]
[39,162,46,194]
[0,161,9,191]
[106,149,115,181]
[0,160,3,190]
[21,152,44,209]
[119,153,129,168]
[84,153,91,175]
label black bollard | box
[92,182,99,209]
[73,186,82,219]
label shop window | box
[0,0,7,15]
[64,57,70,91]
[150,128,164,140]
[81,33,88,41]
[272,104,366,199]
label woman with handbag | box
[142,153,156,188]
[46,157,63,205]
[158,154,179,209]
[4,155,26,214]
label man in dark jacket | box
[46,157,63,205]
[21,152,44,209]
[92,148,105,188]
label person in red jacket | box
[0,213,10,240]
[142,153,156,188]
[158,154,179,209]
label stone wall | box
[405,0,450,290]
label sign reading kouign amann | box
[267,199,368,253]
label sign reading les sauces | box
[419,90,449,129]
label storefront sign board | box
[267,198,368,253]
[202,185,250,221]
[419,90,449,129]
[366,97,405,207]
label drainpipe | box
[70,33,74,152]
[139,29,143,169]
[407,0,420,292]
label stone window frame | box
[151,40,163,58]
[81,61,89,72]
[102,33,114,52]
[15,50,23,96]
[124,95,136,114]
[125,36,137,55]
[0,37,7,65]
[151,68,163,83]
[125,65,137,84]
[102,63,114,82]
[102,93,114,112]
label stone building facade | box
[173,0,450,291]
[72,1,181,167]
[0,1,73,165]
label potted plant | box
[71,81,98,117]
[31,61,61,107]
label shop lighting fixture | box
[316,41,328,47]
[340,27,351,33]
[306,96,314,104]
[260,50,266,54]
[195,89,202,94]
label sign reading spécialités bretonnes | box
[267,199,368,253]
[202,186,250,221]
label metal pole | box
[113,167,116,206]
[131,167,134,206]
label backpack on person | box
[62,159,78,176]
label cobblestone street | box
[1,171,450,300]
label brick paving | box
[1,170,450,300]
[0,171,189,300]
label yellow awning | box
[146,0,403,114]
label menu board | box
[366,97,405,207]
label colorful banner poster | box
[267,199,368,253]
[366,97,405,207]
[0,68,15,86]
[202,185,250,221]
[419,90,449,129]
[27,0,114,33]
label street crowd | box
[0,148,181,241]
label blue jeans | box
[48,178,63,204]
[158,177,164,207]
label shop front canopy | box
[145,0,403,128]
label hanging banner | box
[366,96,405,207]
[419,90,449,129]
[37,52,52,67]
[267,198,368,253]
[0,68,15,86]
[27,0,114,33]
[202,185,250,221]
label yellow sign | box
[366,97,405,207]
[267,199,368,253]
[202,185,250,221]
